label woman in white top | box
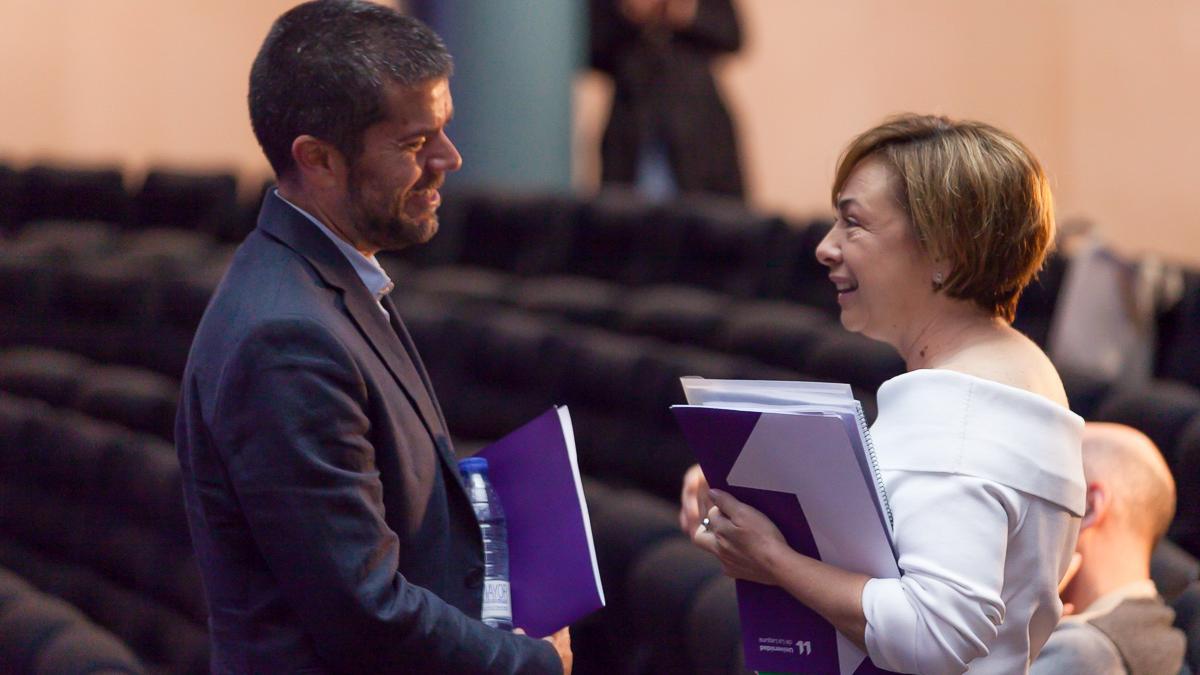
[681,114,1086,674]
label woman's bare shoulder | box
[938,329,1069,407]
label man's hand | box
[515,627,572,675]
[663,0,699,28]
[620,0,665,26]
[543,626,572,675]
[679,463,711,535]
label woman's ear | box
[1080,481,1108,531]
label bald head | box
[1082,422,1176,544]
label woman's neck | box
[891,299,1006,372]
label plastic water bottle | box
[458,457,513,631]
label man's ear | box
[1080,481,1108,531]
[290,135,346,189]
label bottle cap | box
[458,456,489,475]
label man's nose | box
[428,133,462,174]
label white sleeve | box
[860,471,1017,675]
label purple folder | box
[673,406,900,675]
[476,406,605,638]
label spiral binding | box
[855,402,894,529]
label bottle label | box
[481,580,511,623]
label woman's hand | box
[691,489,789,586]
[678,463,711,535]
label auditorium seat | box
[1058,364,1112,419]
[658,195,783,296]
[714,299,835,374]
[568,187,682,285]
[0,568,146,675]
[1012,252,1067,348]
[509,275,625,328]
[0,541,208,675]
[17,165,130,227]
[1173,581,1200,675]
[0,348,91,408]
[158,243,233,323]
[388,290,463,399]
[615,341,795,499]
[450,191,578,276]
[802,329,907,395]
[411,265,514,307]
[0,221,118,344]
[1093,380,1200,471]
[627,537,723,675]
[0,398,209,672]
[1170,416,1200,557]
[559,328,660,487]
[580,480,682,675]
[619,284,731,347]
[437,309,567,442]
[760,219,839,315]
[133,169,238,235]
[1158,270,1200,390]
[1153,539,1200,604]
[72,365,178,441]
[211,178,271,244]
[0,163,21,235]
[0,350,179,442]
[685,576,749,675]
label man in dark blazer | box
[174,2,570,673]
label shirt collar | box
[1063,579,1159,624]
[274,189,395,302]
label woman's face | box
[815,157,938,346]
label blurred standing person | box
[590,0,745,200]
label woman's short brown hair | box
[831,114,1055,322]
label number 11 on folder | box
[672,377,900,675]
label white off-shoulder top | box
[860,369,1086,675]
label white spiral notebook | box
[673,377,900,675]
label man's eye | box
[402,138,426,152]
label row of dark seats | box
[5,215,1200,509]
[5,327,1200,671]
[0,386,746,674]
[4,166,1200,391]
[0,162,260,243]
[0,566,144,674]
[0,394,207,673]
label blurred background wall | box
[1,0,1197,261]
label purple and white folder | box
[672,378,901,675]
[476,406,605,638]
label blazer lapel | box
[256,192,450,459]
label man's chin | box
[368,215,438,252]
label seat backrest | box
[133,169,238,235]
[1093,381,1200,471]
[1173,581,1200,675]
[19,165,130,226]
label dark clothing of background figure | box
[175,191,560,674]
[590,0,746,200]
[1032,596,1185,675]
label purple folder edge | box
[477,406,606,638]
[672,406,897,675]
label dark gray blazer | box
[176,192,560,674]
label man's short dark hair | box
[249,0,453,178]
